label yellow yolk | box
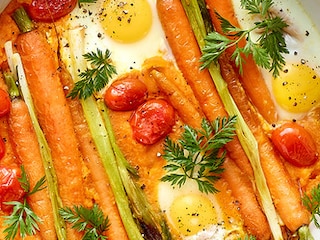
[170,193,218,236]
[100,0,152,43]
[272,63,320,113]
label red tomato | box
[26,0,78,22]
[129,99,175,145]
[0,166,25,212]
[0,89,10,117]
[0,138,5,160]
[104,77,148,111]
[271,122,318,167]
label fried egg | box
[158,180,244,239]
[231,0,320,120]
[64,0,172,76]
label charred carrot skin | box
[219,53,310,232]
[157,1,270,237]
[205,0,278,124]
[15,29,85,239]
[8,98,56,240]
[59,64,129,240]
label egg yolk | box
[272,63,320,113]
[170,193,218,236]
[100,0,152,43]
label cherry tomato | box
[271,122,318,167]
[0,166,25,212]
[26,0,78,22]
[0,138,5,160]
[104,77,148,111]
[129,99,175,145]
[0,89,10,117]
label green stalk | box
[180,0,283,239]
[4,43,67,240]
[298,226,315,240]
[62,28,143,240]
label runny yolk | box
[272,63,320,113]
[100,0,152,43]
[169,193,218,236]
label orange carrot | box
[15,29,85,239]
[156,0,253,179]
[205,0,278,123]
[59,64,129,240]
[219,52,310,232]
[8,98,56,240]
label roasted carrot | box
[157,0,272,237]
[219,52,310,232]
[15,29,85,239]
[156,0,253,179]
[59,64,129,240]
[205,0,278,124]
[8,97,56,240]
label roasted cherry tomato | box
[104,77,147,111]
[0,138,5,160]
[0,166,25,212]
[129,99,175,145]
[0,89,10,117]
[26,0,78,22]
[271,122,318,167]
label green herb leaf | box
[200,0,288,77]
[68,49,117,99]
[3,166,46,240]
[78,0,97,3]
[302,184,320,228]
[59,204,110,240]
[161,116,237,194]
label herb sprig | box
[59,204,110,240]
[68,49,117,99]
[302,184,320,228]
[200,0,289,77]
[3,166,46,240]
[161,116,237,194]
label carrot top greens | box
[68,49,117,100]
[3,166,46,240]
[161,116,237,194]
[200,0,288,77]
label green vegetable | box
[161,116,237,194]
[303,184,320,228]
[59,204,110,240]
[3,166,46,240]
[200,0,288,77]
[180,0,283,239]
[78,0,97,3]
[68,49,117,99]
[4,41,67,240]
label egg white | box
[231,0,320,120]
[64,0,173,77]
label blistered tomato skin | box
[26,0,78,22]
[0,89,10,117]
[129,99,175,145]
[104,78,148,111]
[0,166,25,212]
[271,122,318,167]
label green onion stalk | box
[180,0,283,239]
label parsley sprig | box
[161,116,237,194]
[59,204,110,240]
[302,184,320,228]
[3,166,46,240]
[200,0,289,77]
[68,49,117,99]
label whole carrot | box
[156,0,253,179]
[219,52,310,232]
[15,28,85,239]
[205,0,278,123]
[8,97,56,240]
